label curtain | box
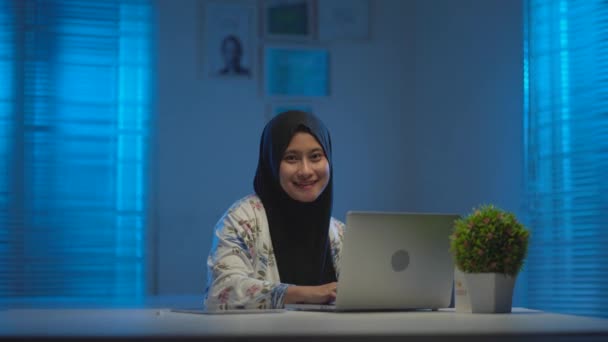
[524,0,608,318]
[0,0,153,304]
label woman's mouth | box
[294,180,317,190]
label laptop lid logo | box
[391,250,409,272]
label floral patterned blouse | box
[204,194,345,310]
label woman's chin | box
[290,190,320,203]
[293,195,317,203]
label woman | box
[204,111,344,310]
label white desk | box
[1,308,607,341]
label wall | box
[411,0,523,215]
[411,0,525,304]
[154,0,524,303]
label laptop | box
[286,211,459,312]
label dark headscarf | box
[253,110,336,286]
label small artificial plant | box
[450,204,530,277]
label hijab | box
[253,110,336,286]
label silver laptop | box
[286,211,459,312]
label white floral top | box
[204,194,345,310]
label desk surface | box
[1,307,607,342]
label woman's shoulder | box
[330,216,345,228]
[330,216,346,236]
[227,194,265,216]
[215,194,267,235]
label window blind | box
[0,1,16,298]
[0,0,152,303]
[524,0,608,318]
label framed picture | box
[261,0,315,41]
[203,1,255,78]
[263,45,329,97]
[318,0,370,41]
[266,101,315,120]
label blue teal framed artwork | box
[264,46,329,97]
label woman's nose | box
[297,159,314,177]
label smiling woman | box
[204,111,343,310]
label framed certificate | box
[264,46,329,97]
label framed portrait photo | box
[261,0,315,41]
[203,1,256,78]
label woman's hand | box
[284,282,337,304]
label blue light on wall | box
[0,0,153,304]
[524,0,608,318]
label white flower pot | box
[454,268,471,313]
[462,272,516,313]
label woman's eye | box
[284,155,297,162]
[310,153,323,161]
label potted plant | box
[450,204,530,313]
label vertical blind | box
[0,1,14,299]
[524,0,608,318]
[0,0,152,303]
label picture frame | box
[202,1,256,79]
[318,0,370,42]
[261,0,315,41]
[263,45,330,97]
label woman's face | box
[279,132,330,203]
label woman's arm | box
[204,209,289,310]
[284,282,337,304]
